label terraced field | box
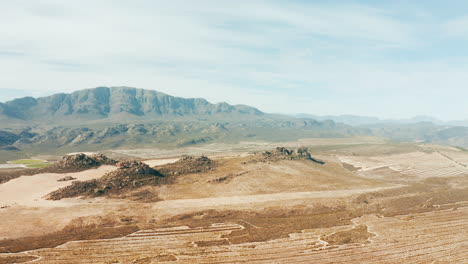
[9,206,466,264]
[440,150,468,166]
[0,144,466,264]
[339,151,468,179]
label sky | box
[0,0,467,120]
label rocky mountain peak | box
[0,87,263,123]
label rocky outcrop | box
[50,153,117,170]
[57,176,76,182]
[115,160,159,174]
[47,156,218,200]
[249,147,324,164]
[90,154,118,165]
[0,131,20,146]
[47,160,163,200]
[157,155,217,176]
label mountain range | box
[0,86,263,123]
[0,87,466,162]
[296,114,468,127]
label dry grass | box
[0,223,138,253]
[0,255,37,264]
[322,225,375,245]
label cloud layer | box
[1,0,467,120]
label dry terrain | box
[0,142,466,264]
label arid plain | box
[0,139,466,264]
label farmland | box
[8,207,465,264]
[0,142,466,263]
[338,150,468,180]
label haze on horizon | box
[1,0,467,121]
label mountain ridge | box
[0,86,264,123]
[296,113,468,127]
[0,87,466,161]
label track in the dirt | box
[14,206,467,264]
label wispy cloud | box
[444,15,468,37]
[0,0,466,119]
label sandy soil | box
[0,165,116,208]
[142,158,180,167]
[0,164,25,169]
[151,157,388,201]
[154,186,399,210]
[0,143,466,263]
[6,206,465,264]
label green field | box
[7,159,51,168]
[8,159,44,164]
[26,163,52,168]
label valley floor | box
[0,142,466,264]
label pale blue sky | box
[0,0,467,120]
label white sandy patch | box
[0,165,116,208]
[0,164,26,169]
[143,158,179,167]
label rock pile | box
[50,153,117,170]
[90,154,117,165]
[249,147,324,164]
[47,160,163,200]
[57,176,76,182]
[157,155,217,176]
[114,161,159,175]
